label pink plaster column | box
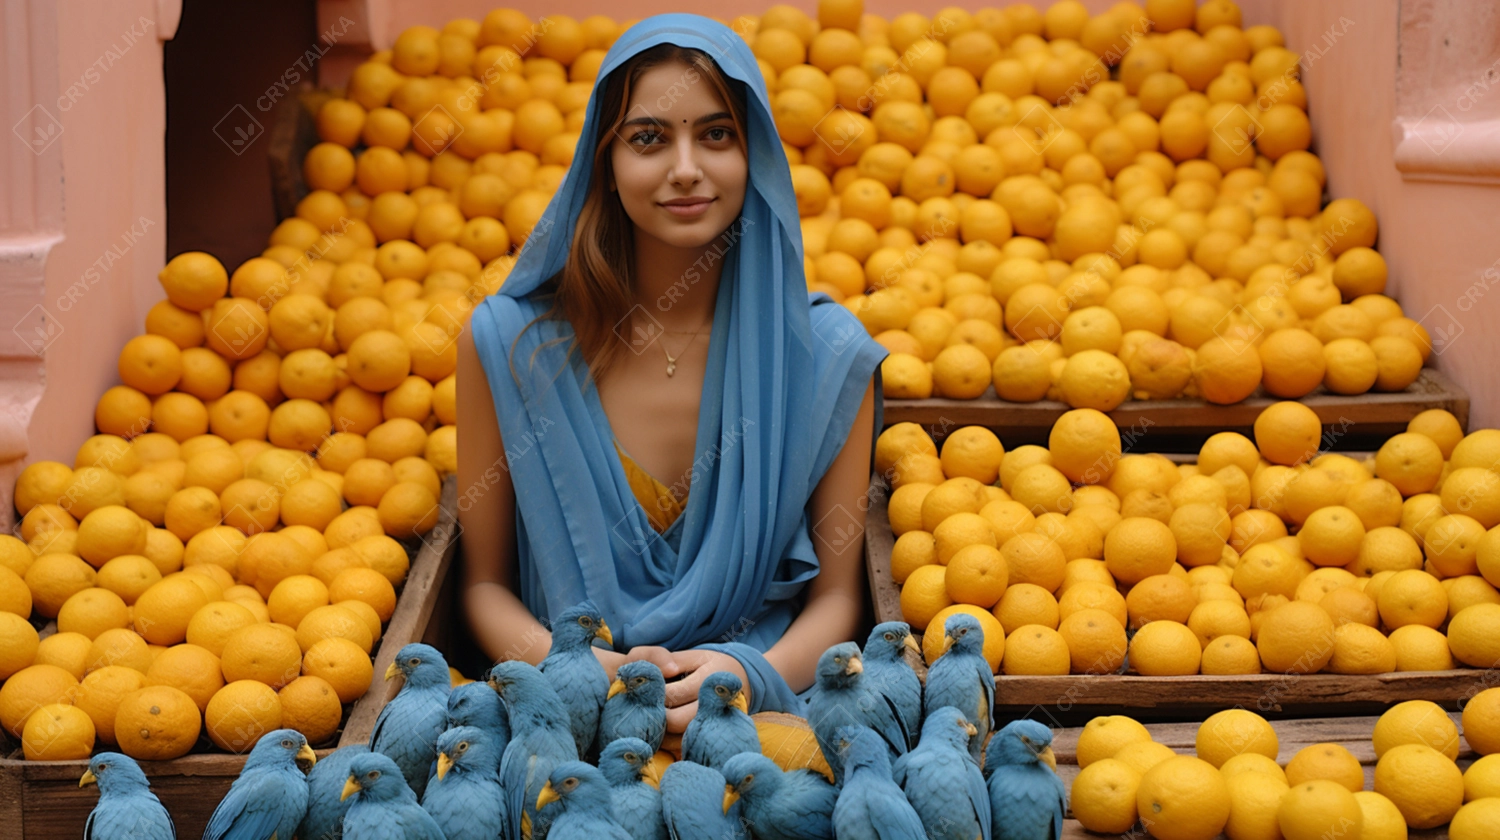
[0,0,180,525]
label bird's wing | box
[1048,770,1067,840]
[369,694,397,747]
[202,772,285,840]
[890,751,911,787]
[976,661,995,734]
[871,690,912,757]
[867,782,928,840]
[965,761,993,840]
[83,808,95,840]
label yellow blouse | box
[614,441,688,534]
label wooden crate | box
[862,477,1500,721]
[1049,713,1470,839]
[882,367,1470,450]
[0,477,461,839]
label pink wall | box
[0,0,179,526]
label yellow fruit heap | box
[1066,697,1500,840]
[884,403,1500,681]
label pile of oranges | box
[1068,699,1500,839]
[883,403,1500,681]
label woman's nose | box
[669,137,703,185]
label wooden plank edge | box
[340,475,460,747]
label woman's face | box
[609,59,748,252]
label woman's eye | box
[631,129,662,146]
[706,126,732,142]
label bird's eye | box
[409,657,421,666]
[282,739,294,748]
[715,685,728,696]
[579,615,592,627]
[564,777,578,790]
[743,774,755,785]
[458,742,469,753]
[631,677,644,687]
[835,656,844,665]
[369,771,381,781]
[97,763,108,771]
[624,752,637,763]
[884,632,894,641]
[1020,735,1031,745]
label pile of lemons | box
[1068,701,1500,839]
[290,1,1429,415]
[0,243,465,762]
[884,402,1500,681]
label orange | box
[145,299,207,349]
[377,481,440,537]
[295,604,374,654]
[144,643,223,711]
[1059,608,1129,675]
[349,535,410,587]
[365,418,429,463]
[118,335,184,395]
[0,612,40,679]
[85,626,152,673]
[158,251,229,312]
[1129,620,1202,676]
[325,508,387,550]
[132,575,212,645]
[75,665,146,745]
[208,391,271,443]
[1257,601,1337,674]
[302,637,374,704]
[945,545,1009,608]
[267,575,331,629]
[329,567,398,623]
[899,563,953,629]
[206,679,284,753]
[185,600,257,658]
[57,587,131,640]
[205,298,270,362]
[222,623,303,689]
[21,702,95,760]
[35,631,91,679]
[25,553,97,618]
[241,532,314,599]
[279,675,344,745]
[115,684,201,760]
[346,330,412,392]
[95,385,153,438]
[303,142,356,192]
[0,663,80,736]
[1105,517,1177,585]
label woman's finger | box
[626,645,683,679]
[665,701,697,733]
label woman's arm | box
[762,376,878,693]
[456,325,554,666]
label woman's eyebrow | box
[621,111,733,129]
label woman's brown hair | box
[506,42,751,392]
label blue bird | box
[537,761,634,840]
[807,643,909,785]
[892,708,992,840]
[922,614,994,764]
[830,726,927,840]
[863,622,923,750]
[490,659,581,840]
[598,660,667,753]
[370,643,451,800]
[681,672,760,771]
[540,601,614,758]
[598,738,666,840]
[202,728,315,840]
[421,725,506,840]
[984,721,1066,840]
[660,760,747,840]
[299,744,369,840]
[430,681,511,781]
[79,752,175,840]
[721,752,837,840]
[340,751,446,840]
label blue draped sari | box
[468,13,889,712]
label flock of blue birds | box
[76,604,1067,840]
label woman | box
[456,13,887,732]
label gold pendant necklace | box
[660,316,711,377]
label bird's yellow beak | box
[903,635,921,654]
[597,621,614,647]
[941,634,956,656]
[643,759,663,788]
[297,743,317,769]
[731,691,750,714]
[963,721,978,737]
[722,785,740,815]
[341,776,361,802]
[845,656,863,676]
[1038,746,1057,771]
[437,752,454,781]
[607,678,626,700]
[385,662,401,681]
[537,780,560,811]
[79,769,96,788]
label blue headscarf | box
[468,13,888,713]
